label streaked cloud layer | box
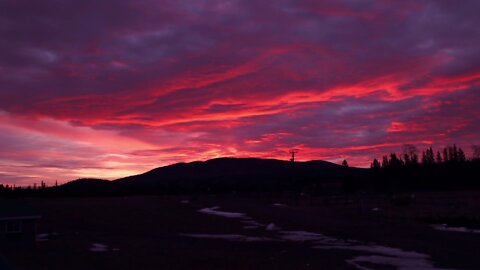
[1,0,479,184]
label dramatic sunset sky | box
[1,0,479,185]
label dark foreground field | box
[2,192,480,269]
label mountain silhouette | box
[56,158,368,195]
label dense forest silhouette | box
[368,144,480,192]
[1,145,479,198]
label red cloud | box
[1,0,480,184]
[387,122,425,133]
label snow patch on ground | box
[347,254,442,270]
[180,233,277,242]
[266,223,281,231]
[90,243,108,252]
[36,232,59,242]
[242,218,265,229]
[191,206,450,270]
[318,245,444,270]
[198,206,246,218]
[280,231,340,243]
[282,231,446,270]
[432,224,480,234]
[199,206,268,229]
[36,233,49,242]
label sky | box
[1,0,480,185]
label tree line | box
[367,144,480,192]
[370,144,472,169]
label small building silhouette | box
[0,200,41,247]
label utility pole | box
[289,149,298,163]
[289,149,299,205]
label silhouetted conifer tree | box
[371,158,381,169]
[458,148,466,162]
[443,147,449,163]
[389,153,402,168]
[427,147,435,164]
[382,155,389,168]
[436,151,442,164]
[412,154,419,165]
[341,159,355,195]
[403,153,410,165]
[453,144,459,162]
